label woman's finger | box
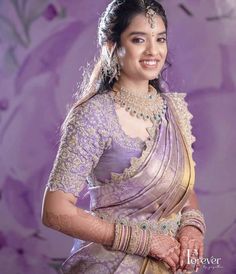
[195,241,204,271]
[183,241,200,272]
[179,236,188,268]
[175,245,181,256]
[180,238,195,271]
[163,256,177,273]
[198,241,204,259]
[185,238,196,266]
[170,251,180,266]
[191,241,200,271]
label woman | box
[41,0,206,273]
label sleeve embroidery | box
[47,96,110,197]
[166,92,196,154]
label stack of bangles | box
[109,208,206,256]
[179,208,206,235]
[111,224,152,256]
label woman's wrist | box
[179,208,206,236]
[109,223,152,257]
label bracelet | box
[111,223,152,257]
[180,208,206,235]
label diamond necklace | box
[111,84,167,122]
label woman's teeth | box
[142,60,157,65]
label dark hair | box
[98,0,168,47]
[71,0,170,115]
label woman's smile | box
[139,59,160,69]
[117,13,168,85]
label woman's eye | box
[132,38,145,44]
[158,37,167,43]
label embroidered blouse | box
[47,91,196,198]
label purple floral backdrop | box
[0,1,235,273]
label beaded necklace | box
[111,84,167,122]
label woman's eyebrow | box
[157,31,167,36]
[128,31,167,37]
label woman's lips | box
[139,59,160,69]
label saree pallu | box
[61,93,195,274]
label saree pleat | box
[62,92,195,274]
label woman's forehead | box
[123,13,166,35]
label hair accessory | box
[146,6,157,29]
[102,44,121,82]
[110,51,121,81]
[139,0,157,29]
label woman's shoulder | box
[74,91,112,116]
[65,92,112,135]
[162,91,196,153]
[162,91,188,112]
[162,91,187,100]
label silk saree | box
[47,90,196,274]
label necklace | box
[111,84,167,122]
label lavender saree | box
[47,90,196,274]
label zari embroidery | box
[47,97,110,197]
[94,211,181,237]
[47,91,196,195]
[110,124,157,183]
[106,92,167,183]
[105,93,145,151]
[164,92,196,154]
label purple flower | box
[0,231,7,249]
[0,98,9,111]
[2,177,38,229]
[43,4,58,21]
[0,230,58,274]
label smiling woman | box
[116,13,168,86]
[41,1,206,273]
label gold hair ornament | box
[139,0,157,29]
[146,6,157,29]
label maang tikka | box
[140,0,157,29]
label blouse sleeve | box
[46,96,110,197]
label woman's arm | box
[181,190,200,212]
[178,190,205,272]
[41,188,115,246]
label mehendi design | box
[45,210,113,245]
[45,212,78,238]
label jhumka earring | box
[109,49,121,81]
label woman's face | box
[117,12,168,82]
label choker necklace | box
[111,84,167,122]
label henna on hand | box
[177,226,204,272]
[149,234,181,273]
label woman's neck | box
[115,75,150,95]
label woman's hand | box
[149,233,181,273]
[177,225,204,272]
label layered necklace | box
[111,84,167,123]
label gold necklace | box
[111,84,167,122]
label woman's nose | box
[145,41,158,56]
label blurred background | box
[0,0,235,273]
